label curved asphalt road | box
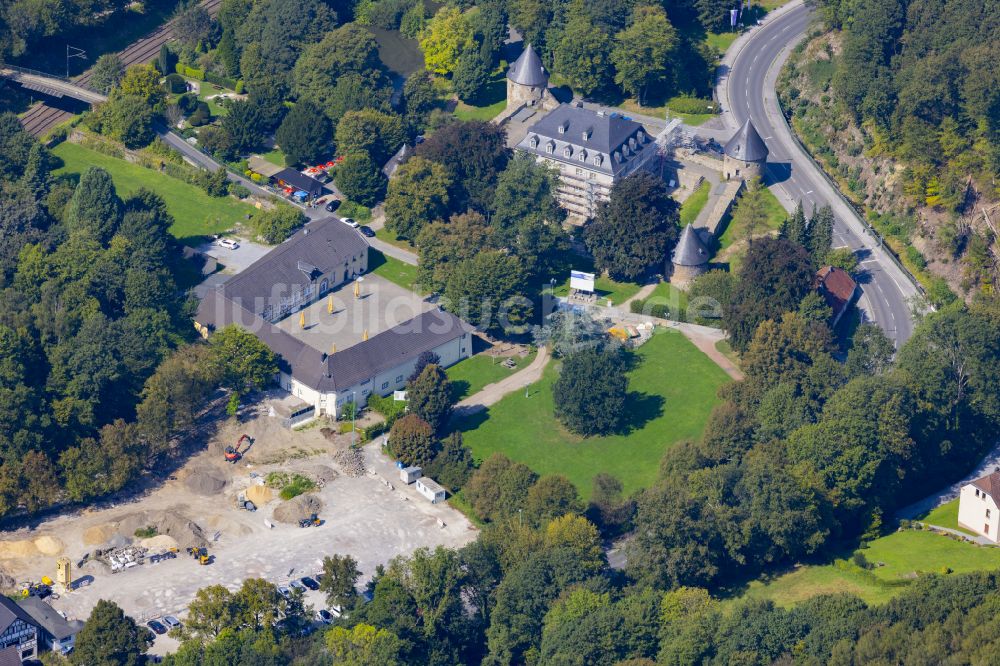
[720,1,918,345]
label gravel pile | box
[185,471,226,495]
[333,448,365,477]
[272,495,323,524]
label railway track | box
[19,0,222,137]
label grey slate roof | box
[507,44,548,86]
[672,224,710,266]
[223,217,369,317]
[196,290,473,393]
[515,104,654,177]
[724,119,768,162]
[17,597,81,641]
[0,595,38,635]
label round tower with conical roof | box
[670,224,710,287]
[506,44,554,111]
[723,119,769,181]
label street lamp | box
[66,45,86,78]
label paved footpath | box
[451,347,551,420]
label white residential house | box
[958,472,1000,541]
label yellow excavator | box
[187,547,210,565]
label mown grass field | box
[455,330,731,499]
[919,498,979,537]
[446,350,537,401]
[52,142,257,245]
[368,250,422,293]
[734,529,1000,608]
[717,185,787,252]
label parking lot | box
[196,236,272,274]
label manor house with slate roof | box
[195,218,473,422]
[515,102,658,218]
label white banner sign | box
[570,270,596,293]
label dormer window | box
[582,127,592,140]
[529,135,538,149]
[563,146,572,157]
[546,141,554,154]
[578,149,586,162]
[622,144,630,156]
[629,137,637,150]
[614,151,622,163]
[593,154,603,166]
[637,130,645,142]
[558,121,568,134]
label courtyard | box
[273,274,433,354]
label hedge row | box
[174,63,205,80]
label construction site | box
[0,407,476,652]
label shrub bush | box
[279,474,316,500]
[188,101,210,126]
[668,96,720,115]
[184,65,205,80]
[164,73,187,94]
[134,526,157,538]
[205,71,237,89]
[235,80,244,94]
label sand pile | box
[0,540,39,559]
[34,536,64,556]
[311,465,337,484]
[185,470,227,495]
[246,485,273,506]
[140,535,178,551]
[83,524,116,546]
[272,495,324,524]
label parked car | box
[163,616,182,630]
[146,620,167,635]
[340,217,358,228]
[278,585,291,599]
[316,609,334,624]
[358,226,375,238]
[300,576,319,591]
[216,238,239,250]
[290,580,306,592]
[329,605,343,618]
[324,199,341,212]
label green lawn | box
[642,281,689,312]
[454,97,508,122]
[193,79,236,117]
[447,350,538,401]
[455,330,731,499]
[52,142,257,245]
[705,31,739,54]
[552,274,643,307]
[717,186,787,249]
[616,98,719,127]
[374,227,415,252]
[919,499,979,537]
[735,530,1000,608]
[369,250,422,293]
[679,180,712,226]
[261,148,287,167]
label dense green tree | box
[612,5,678,105]
[406,363,453,432]
[326,624,406,665]
[464,452,538,522]
[184,584,238,638]
[234,578,284,631]
[443,250,532,334]
[335,151,387,207]
[491,154,568,279]
[249,206,305,244]
[416,211,493,292]
[686,269,735,325]
[780,200,808,247]
[425,431,475,491]
[237,0,337,90]
[402,71,438,129]
[524,475,583,526]
[209,325,278,397]
[335,109,407,167]
[846,323,895,377]
[553,346,629,436]
[452,40,493,103]
[91,53,125,93]
[220,99,265,155]
[553,0,613,96]
[807,205,835,264]
[585,171,680,281]
[724,236,815,352]
[415,119,510,212]
[64,167,122,243]
[320,553,361,608]
[274,99,330,166]
[385,156,452,241]
[71,600,146,666]
[388,413,438,467]
[173,1,213,47]
[419,6,475,75]
[95,93,156,149]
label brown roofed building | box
[814,266,858,327]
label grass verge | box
[552,274,643,307]
[679,180,712,226]
[369,250,422,293]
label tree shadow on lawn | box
[449,379,472,402]
[616,391,665,435]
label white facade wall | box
[285,332,472,420]
[958,484,1000,542]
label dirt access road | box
[0,408,475,647]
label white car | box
[216,238,239,250]
[340,217,359,229]
[316,609,334,624]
